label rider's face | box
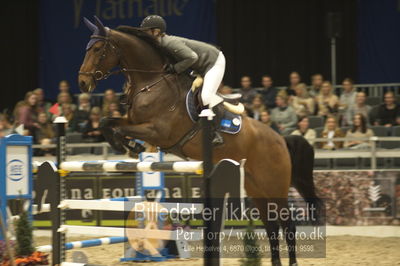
[143,29,162,39]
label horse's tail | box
[284,135,323,223]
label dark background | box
[2,0,400,111]
[216,0,357,87]
[2,1,38,112]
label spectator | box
[259,75,278,109]
[57,92,76,111]
[218,85,233,95]
[259,110,280,133]
[315,81,339,117]
[33,112,55,144]
[290,83,315,116]
[102,89,119,114]
[249,94,266,120]
[77,93,91,112]
[111,110,122,118]
[372,91,400,127]
[345,92,371,126]
[286,71,301,96]
[239,76,257,108]
[271,95,298,135]
[344,113,374,149]
[319,115,344,150]
[309,73,324,97]
[106,102,121,117]
[75,93,91,131]
[291,116,316,145]
[15,91,39,134]
[33,88,52,115]
[82,107,105,142]
[59,80,72,95]
[339,78,356,121]
[61,103,79,133]
[0,114,13,137]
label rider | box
[139,15,225,145]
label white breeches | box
[201,51,226,107]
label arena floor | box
[34,226,400,266]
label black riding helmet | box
[140,15,167,33]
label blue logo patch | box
[7,159,24,181]
[221,119,232,128]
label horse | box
[78,16,320,266]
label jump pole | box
[53,116,67,266]
[51,111,221,265]
[37,236,128,252]
[199,109,218,266]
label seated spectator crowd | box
[1,80,125,155]
[229,73,400,150]
[2,74,400,156]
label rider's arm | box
[165,38,199,73]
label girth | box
[160,120,202,160]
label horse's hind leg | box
[253,198,297,266]
[280,204,297,265]
[252,198,282,266]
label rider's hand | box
[165,64,176,74]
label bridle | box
[79,33,180,110]
[78,34,166,82]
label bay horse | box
[78,16,320,266]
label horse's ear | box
[93,15,106,36]
[83,17,97,33]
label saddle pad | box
[186,90,242,135]
[186,89,199,122]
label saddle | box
[186,76,243,135]
[190,75,244,114]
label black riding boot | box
[211,106,224,146]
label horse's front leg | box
[116,122,165,157]
[99,117,146,156]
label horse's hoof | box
[111,143,127,154]
[128,150,139,159]
[289,263,298,266]
[129,142,146,154]
[271,259,282,266]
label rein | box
[79,33,177,108]
[128,74,171,101]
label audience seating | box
[308,116,325,129]
[365,96,381,106]
[66,132,91,155]
[314,127,324,138]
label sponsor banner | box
[34,171,400,225]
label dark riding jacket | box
[160,34,220,75]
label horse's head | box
[78,16,119,92]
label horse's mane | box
[115,25,174,63]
